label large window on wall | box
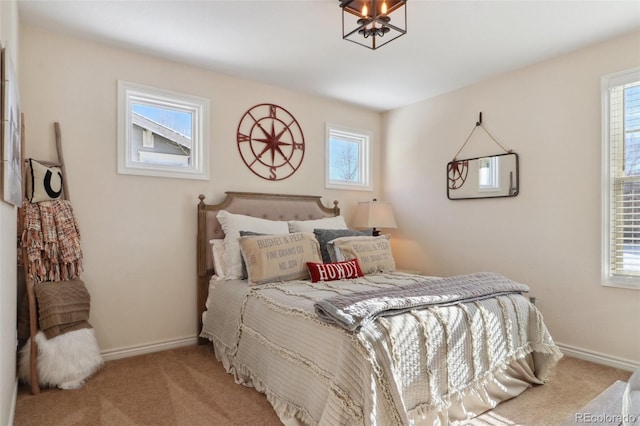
[325,124,371,191]
[117,80,210,179]
[602,67,640,289]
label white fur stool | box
[18,328,104,390]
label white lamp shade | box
[352,200,397,230]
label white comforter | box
[201,272,562,426]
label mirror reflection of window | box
[478,156,500,191]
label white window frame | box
[117,80,210,180]
[602,67,640,290]
[325,123,372,191]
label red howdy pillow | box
[306,259,364,283]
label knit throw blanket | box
[35,279,92,339]
[315,272,530,331]
[22,200,83,282]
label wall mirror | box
[447,152,519,200]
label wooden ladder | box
[18,118,70,395]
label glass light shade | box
[340,0,407,50]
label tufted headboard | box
[196,191,340,341]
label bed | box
[196,191,562,425]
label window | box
[325,124,371,190]
[478,156,500,192]
[117,81,210,179]
[602,67,640,289]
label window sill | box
[602,280,640,291]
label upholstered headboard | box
[196,191,340,341]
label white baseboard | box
[8,379,17,426]
[97,337,640,372]
[557,342,639,372]
[100,335,198,362]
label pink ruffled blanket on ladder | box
[22,199,83,282]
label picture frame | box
[1,44,22,207]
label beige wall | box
[0,1,19,423]
[19,24,382,354]
[383,31,640,364]
[15,16,640,378]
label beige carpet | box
[14,345,631,426]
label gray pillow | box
[313,228,372,263]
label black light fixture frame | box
[340,0,407,50]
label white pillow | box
[287,216,347,233]
[209,239,227,278]
[217,210,289,280]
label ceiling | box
[17,0,640,112]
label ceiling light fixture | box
[339,0,407,50]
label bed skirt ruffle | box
[205,332,561,426]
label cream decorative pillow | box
[217,210,289,280]
[27,158,64,203]
[239,232,322,285]
[329,235,396,274]
[287,216,347,233]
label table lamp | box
[352,198,397,236]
